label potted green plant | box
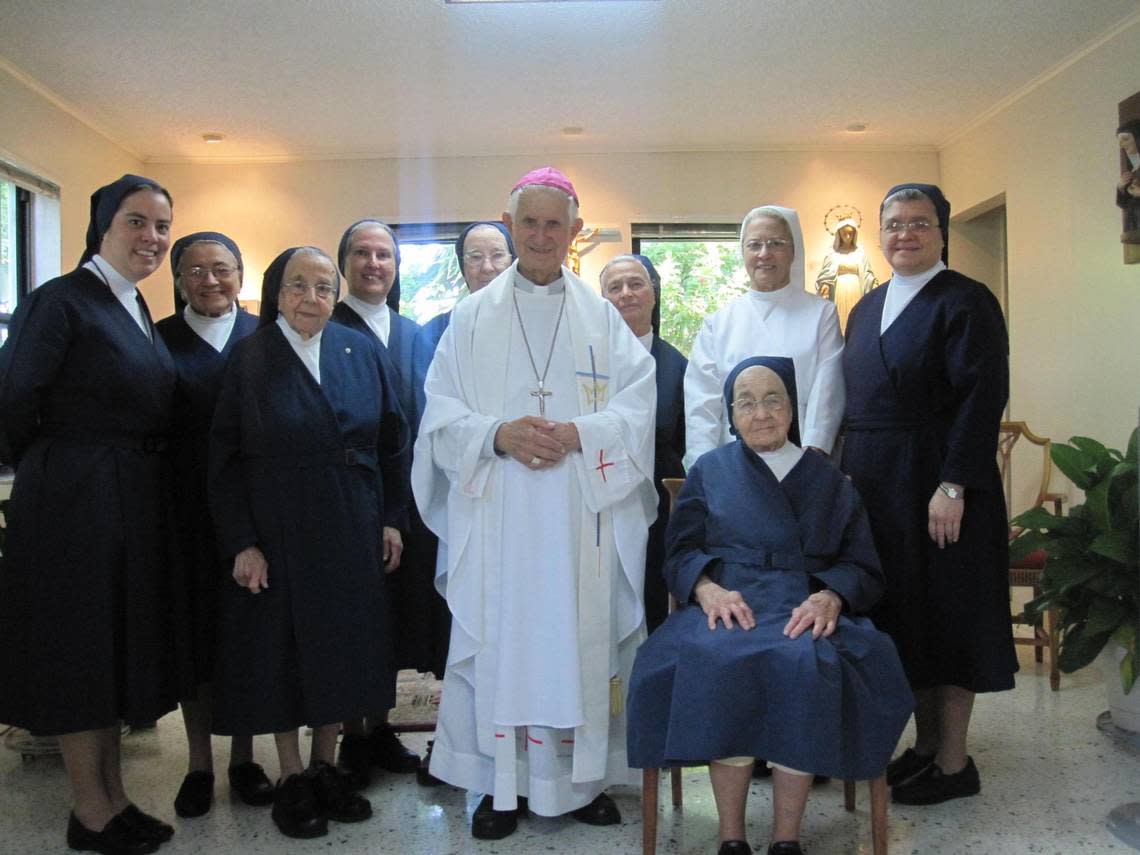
[1012,429,1138,729]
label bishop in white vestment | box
[412,169,656,837]
[684,205,844,468]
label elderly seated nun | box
[684,206,844,466]
[208,246,410,839]
[627,357,913,855]
[155,232,271,819]
[0,174,179,854]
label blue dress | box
[0,268,179,734]
[842,269,1016,693]
[156,308,259,693]
[646,335,687,632]
[333,301,449,677]
[411,310,451,432]
[627,443,913,780]
[208,321,409,734]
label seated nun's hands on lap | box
[627,356,913,855]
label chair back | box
[997,421,1063,521]
[661,477,685,514]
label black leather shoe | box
[337,733,372,789]
[117,805,174,843]
[886,747,934,787]
[228,761,275,807]
[471,794,527,840]
[718,841,753,854]
[309,763,373,822]
[570,792,621,826]
[892,756,980,805]
[368,723,421,773]
[66,812,159,855]
[751,759,772,779]
[768,842,804,855]
[173,770,214,818]
[271,774,327,839]
[416,739,445,787]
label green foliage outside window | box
[640,240,748,356]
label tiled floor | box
[2,647,1137,854]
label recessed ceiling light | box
[201,132,224,144]
[562,126,584,136]
[845,123,868,133]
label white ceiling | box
[2,0,1138,163]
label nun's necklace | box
[512,287,566,418]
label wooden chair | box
[998,421,1065,691]
[640,478,888,855]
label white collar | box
[87,255,138,295]
[890,260,946,290]
[514,267,565,295]
[747,282,796,303]
[637,330,654,352]
[343,292,389,318]
[184,304,235,325]
[276,313,323,348]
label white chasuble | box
[412,262,656,815]
[684,284,844,466]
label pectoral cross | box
[530,380,553,416]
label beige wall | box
[146,149,939,318]
[940,16,1140,461]
[0,66,143,273]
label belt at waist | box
[39,426,170,453]
[706,545,804,573]
[246,446,378,472]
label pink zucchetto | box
[511,166,579,204]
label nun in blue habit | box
[155,232,271,817]
[0,174,180,850]
[627,356,912,855]
[208,246,409,838]
[411,220,515,428]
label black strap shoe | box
[272,773,328,839]
[368,723,421,773]
[886,747,934,786]
[891,756,980,806]
[173,770,214,818]
[66,812,159,855]
[768,842,804,855]
[309,762,373,822]
[117,805,174,843]
[228,761,275,807]
[471,793,526,839]
[718,841,753,854]
[570,792,621,826]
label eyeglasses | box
[183,264,239,281]
[744,238,791,252]
[281,281,337,301]
[882,220,936,234]
[732,394,787,417]
[463,251,512,266]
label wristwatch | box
[938,482,964,500]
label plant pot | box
[1101,644,1140,733]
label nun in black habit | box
[842,183,1015,806]
[0,174,180,851]
[627,357,912,855]
[155,232,272,818]
[330,219,441,784]
[208,246,409,839]
[600,253,687,632]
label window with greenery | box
[0,179,18,337]
[0,161,61,344]
[633,223,747,356]
[389,222,473,325]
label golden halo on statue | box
[823,205,863,235]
